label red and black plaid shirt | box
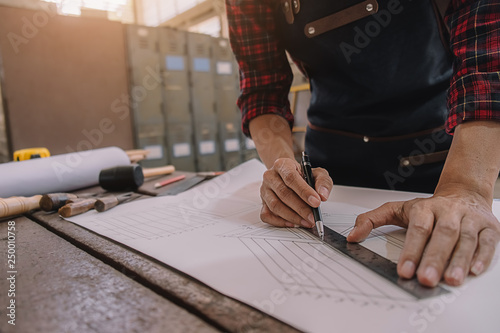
[226,0,500,136]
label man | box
[226,0,500,287]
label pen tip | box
[316,221,324,240]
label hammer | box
[99,164,175,191]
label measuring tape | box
[305,226,449,299]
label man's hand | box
[347,185,500,287]
[349,121,500,287]
[248,115,334,229]
[260,158,333,228]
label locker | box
[219,121,242,170]
[187,32,221,171]
[193,120,219,171]
[241,136,259,162]
[126,25,168,167]
[212,38,242,170]
[165,122,195,171]
[158,27,196,171]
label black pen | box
[301,152,324,239]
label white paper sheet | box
[67,159,500,333]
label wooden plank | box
[0,217,218,333]
[29,207,299,332]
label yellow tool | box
[13,148,50,161]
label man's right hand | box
[259,157,333,228]
[247,115,333,227]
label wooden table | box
[0,172,299,333]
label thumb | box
[347,201,405,243]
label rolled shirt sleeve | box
[226,0,294,137]
[445,0,500,132]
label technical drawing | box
[219,218,414,308]
[76,196,261,241]
[79,202,219,240]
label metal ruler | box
[305,226,449,299]
[157,176,206,196]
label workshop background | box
[0,0,497,196]
[0,0,310,171]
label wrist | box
[249,115,295,168]
[435,169,496,203]
[434,181,494,208]
[434,121,500,203]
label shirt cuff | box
[446,72,500,133]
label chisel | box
[95,193,136,212]
[58,198,97,218]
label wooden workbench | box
[0,172,299,333]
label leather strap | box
[292,0,300,15]
[307,122,446,143]
[432,0,450,20]
[281,0,300,24]
[400,150,449,167]
[305,0,379,38]
[431,0,451,55]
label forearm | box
[436,121,500,202]
[249,114,295,168]
[226,0,294,137]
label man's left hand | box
[347,185,500,287]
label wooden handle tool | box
[125,149,150,163]
[143,165,175,178]
[0,195,42,218]
[40,193,78,212]
[95,193,134,212]
[58,198,97,218]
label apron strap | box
[304,0,379,38]
[307,122,446,143]
[432,0,450,21]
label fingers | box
[443,217,477,285]
[347,201,406,243]
[413,209,462,287]
[260,158,332,228]
[259,203,298,228]
[312,168,333,201]
[470,226,500,276]
[397,198,500,287]
[396,202,435,280]
[260,184,314,228]
[270,158,321,207]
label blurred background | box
[0,0,310,171]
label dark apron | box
[275,0,453,193]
